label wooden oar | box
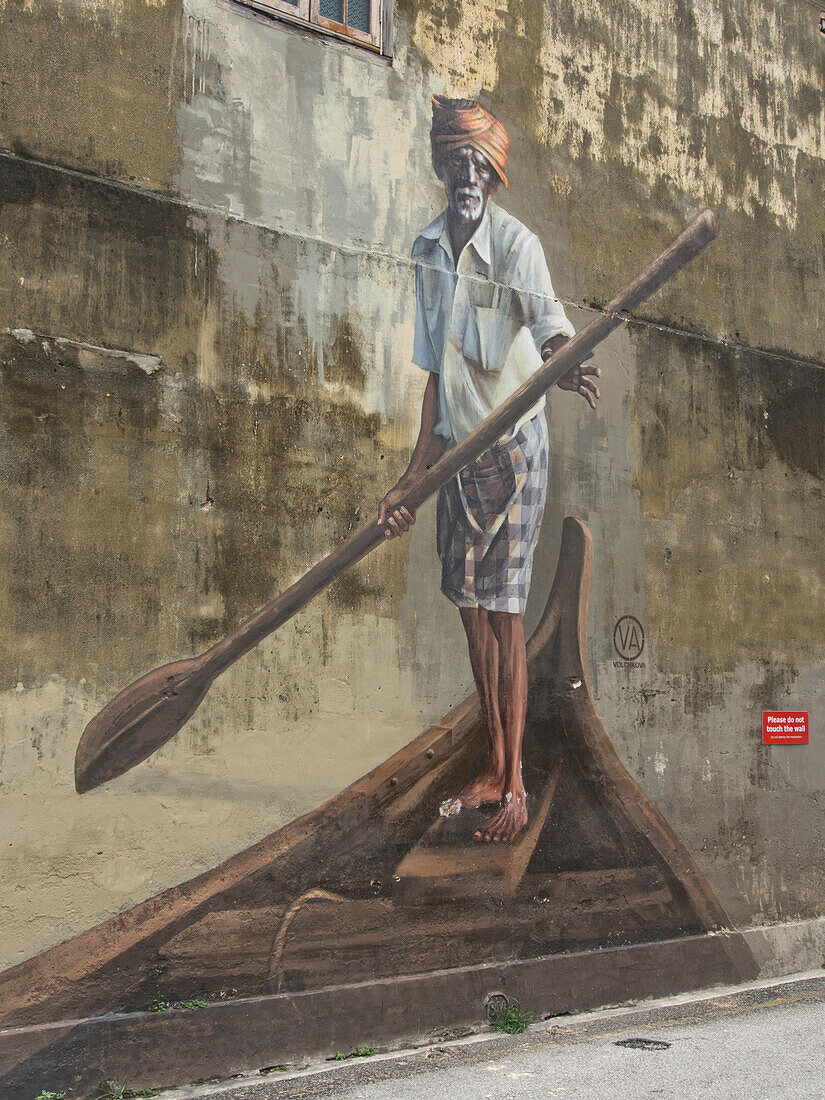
[74,210,719,793]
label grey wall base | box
[743,916,825,980]
[0,931,757,1098]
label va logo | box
[613,615,645,661]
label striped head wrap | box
[430,94,509,188]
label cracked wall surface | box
[0,0,823,970]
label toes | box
[475,803,531,844]
[486,809,509,843]
[475,813,500,843]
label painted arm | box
[515,235,601,411]
[377,371,448,539]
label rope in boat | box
[266,888,347,994]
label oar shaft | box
[206,210,718,674]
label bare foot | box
[474,788,528,844]
[456,768,506,809]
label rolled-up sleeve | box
[514,233,575,352]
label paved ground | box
[160,973,825,1100]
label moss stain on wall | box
[631,327,825,673]
[0,0,182,189]
[0,158,414,689]
[405,0,824,360]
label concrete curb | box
[137,969,825,1100]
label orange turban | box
[430,94,509,188]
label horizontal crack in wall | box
[2,150,819,375]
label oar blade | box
[75,656,215,793]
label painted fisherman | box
[378,96,601,844]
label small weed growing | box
[94,1082,161,1099]
[34,1092,65,1100]
[149,998,206,1012]
[489,998,532,1035]
[331,1046,375,1061]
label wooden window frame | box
[239,0,391,55]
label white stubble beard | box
[453,189,484,224]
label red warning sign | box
[763,711,809,745]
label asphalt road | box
[162,973,825,1100]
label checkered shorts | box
[436,415,548,614]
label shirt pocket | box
[466,302,523,375]
[462,306,502,373]
[465,279,496,310]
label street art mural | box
[0,92,759,1096]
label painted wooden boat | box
[0,518,754,1040]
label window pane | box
[319,0,344,21]
[347,0,370,31]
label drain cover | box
[485,992,510,1022]
[614,1037,671,1051]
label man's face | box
[439,145,497,223]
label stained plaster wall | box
[0,0,823,971]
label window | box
[243,0,391,54]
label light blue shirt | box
[411,202,575,441]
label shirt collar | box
[418,211,446,240]
[419,204,493,267]
[469,202,492,266]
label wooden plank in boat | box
[392,760,563,904]
[153,864,688,1000]
[270,879,684,992]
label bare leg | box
[474,611,529,843]
[452,606,506,808]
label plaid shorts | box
[436,415,548,614]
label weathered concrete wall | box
[0,0,823,971]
